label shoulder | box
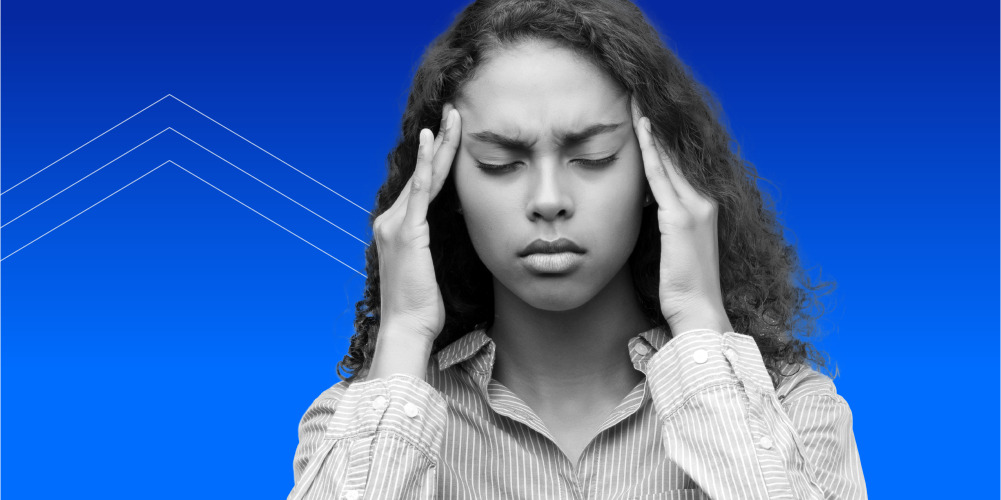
[307,366,379,406]
[774,363,846,406]
[316,379,352,402]
[297,379,352,425]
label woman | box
[289,0,866,498]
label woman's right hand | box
[372,103,461,357]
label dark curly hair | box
[337,0,837,389]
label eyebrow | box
[469,122,624,151]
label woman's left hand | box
[630,96,734,336]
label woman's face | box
[452,39,647,312]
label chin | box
[524,295,586,312]
[512,279,599,312]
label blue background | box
[2,0,997,497]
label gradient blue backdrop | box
[2,1,997,497]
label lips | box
[518,238,586,257]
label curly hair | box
[337,0,837,389]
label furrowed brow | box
[469,131,536,151]
[469,122,623,151]
[555,122,623,148]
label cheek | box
[453,152,485,206]
[591,160,646,246]
[454,163,510,258]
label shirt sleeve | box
[287,373,448,500]
[646,329,867,499]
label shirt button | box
[724,347,738,361]
[635,343,650,356]
[693,349,709,364]
[758,435,774,450]
[342,490,362,500]
[372,396,388,411]
[404,402,421,418]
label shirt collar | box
[435,324,672,375]
[436,328,493,372]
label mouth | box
[518,238,586,274]
[521,252,585,274]
[518,238,586,257]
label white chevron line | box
[171,162,366,277]
[1,128,174,228]
[2,94,372,218]
[1,161,171,262]
[2,127,370,248]
[1,160,368,278]
[167,94,371,215]
[168,127,369,246]
[0,95,173,196]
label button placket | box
[723,347,738,362]
[721,335,751,388]
[758,435,774,450]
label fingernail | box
[420,129,430,146]
[643,118,652,134]
[445,109,454,129]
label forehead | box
[459,40,626,138]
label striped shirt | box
[288,327,867,499]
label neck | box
[487,265,654,410]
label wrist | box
[668,306,733,337]
[368,324,435,381]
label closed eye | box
[475,155,618,174]
[574,155,618,167]
[475,161,519,173]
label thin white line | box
[171,162,366,278]
[1,94,173,196]
[167,94,372,215]
[1,128,174,229]
[0,162,170,262]
[166,127,369,247]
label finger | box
[389,107,457,220]
[649,132,701,203]
[629,94,644,133]
[388,160,415,215]
[630,95,656,201]
[403,129,434,228]
[636,116,683,213]
[429,108,460,199]
[632,95,703,205]
[386,173,413,222]
[433,102,453,157]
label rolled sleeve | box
[288,374,447,500]
[646,329,740,412]
[646,328,866,500]
[327,374,448,457]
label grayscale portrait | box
[288,1,866,498]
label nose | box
[526,161,574,222]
